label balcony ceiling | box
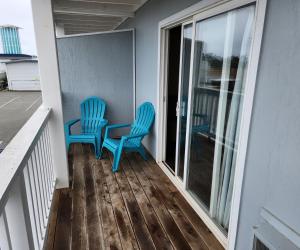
[52,0,148,35]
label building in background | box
[0,25,39,90]
[0,25,22,54]
[5,59,40,91]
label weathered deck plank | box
[120,157,174,250]
[84,146,104,249]
[107,153,158,250]
[101,157,139,249]
[44,189,60,250]
[94,159,122,250]
[53,189,72,250]
[71,144,88,250]
[143,155,224,250]
[129,154,208,250]
[45,144,224,250]
[125,153,192,250]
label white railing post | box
[0,211,12,250]
[30,0,69,188]
[5,176,34,250]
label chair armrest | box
[65,118,80,127]
[64,118,80,135]
[104,123,131,139]
[98,118,108,128]
[122,132,148,141]
[106,123,131,129]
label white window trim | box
[156,0,267,248]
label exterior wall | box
[6,61,40,90]
[235,0,300,248]
[0,63,6,77]
[119,0,200,156]
[56,31,134,134]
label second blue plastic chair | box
[101,102,155,172]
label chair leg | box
[97,135,102,159]
[138,146,147,161]
[65,133,70,150]
[112,147,123,172]
[100,145,105,159]
[93,141,100,159]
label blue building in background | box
[0,25,37,89]
[0,25,22,54]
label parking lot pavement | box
[0,91,42,150]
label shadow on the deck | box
[45,144,224,250]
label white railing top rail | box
[0,106,51,210]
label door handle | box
[176,102,180,117]
[176,102,186,117]
[182,101,186,117]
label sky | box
[0,0,37,55]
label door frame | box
[156,0,267,248]
[160,28,172,172]
[162,21,194,180]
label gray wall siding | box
[119,0,200,156]
[57,31,133,133]
[236,0,300,248]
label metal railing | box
[0,106,56,250]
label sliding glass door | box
[162,2,257,235]
[185,5,255,230]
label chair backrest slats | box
[129,102,155,145]
[80,97,106,134]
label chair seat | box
[105,138,139,149]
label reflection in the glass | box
[186,5,255,230]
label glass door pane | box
[177,23,193,179]
[187,12,228,209]
[186,5,255,230]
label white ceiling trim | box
[53,0,148,35]
[65,0,142,5]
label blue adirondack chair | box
[64,97,108,158]
[101,102,155,172]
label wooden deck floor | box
[45,144,224,250]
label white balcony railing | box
[0,106,56,250]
